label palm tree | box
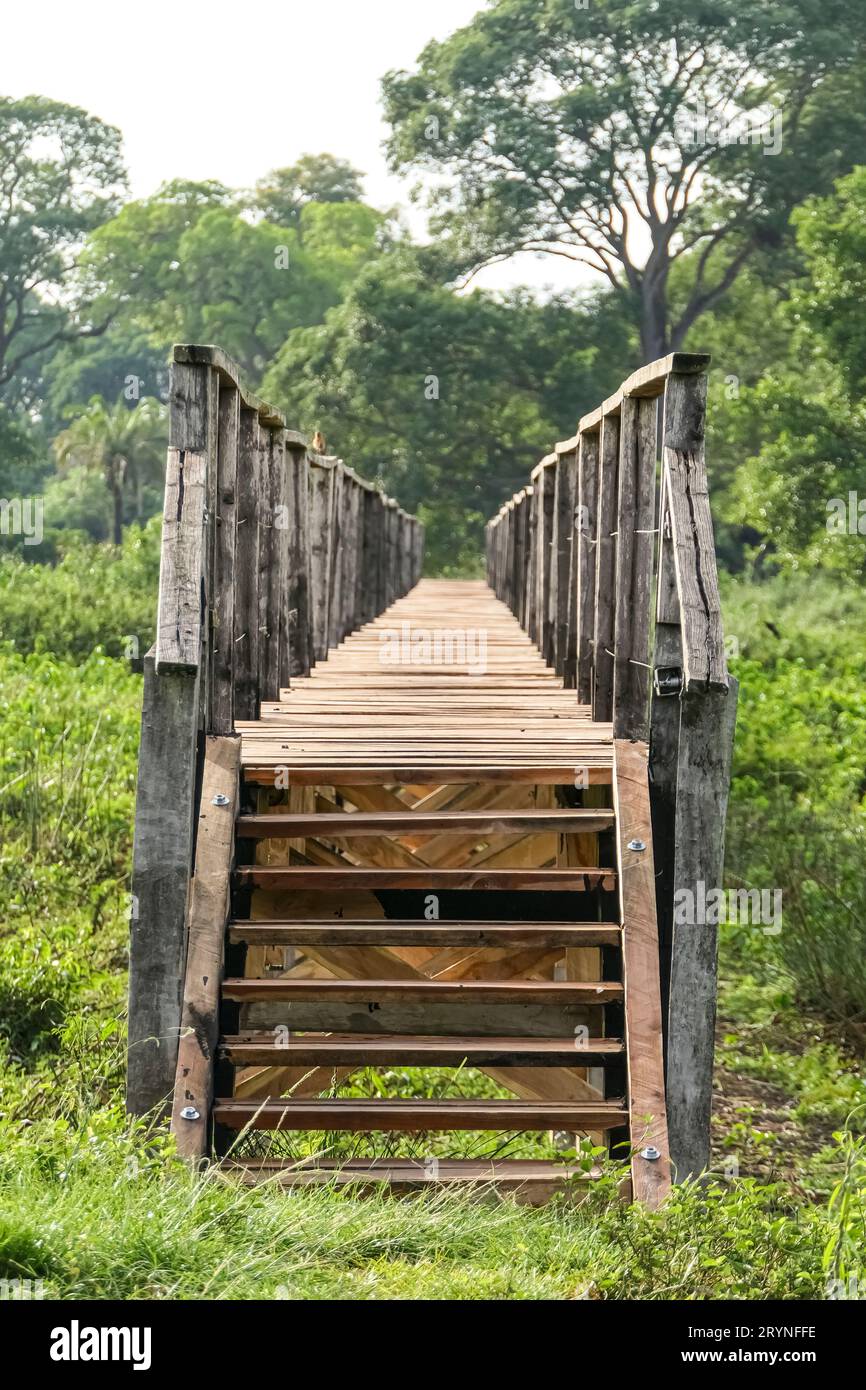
[54,395,167,544]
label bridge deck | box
[238,579,614,783]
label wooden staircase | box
[170,581,671,1207]
[135,346,734,1204]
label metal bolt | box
[628,838,646,852]
[180,1106,200,1121]
[211,793,230,807]
[640,1145,661,1161]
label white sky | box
[2,0,594,295]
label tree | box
[0,95,125,397]
[709,166,866,578]
[383,0,866,360]
[53,396,166,545]
[84,182,385,383]
[263,251,632,570]
[253,154,365,227]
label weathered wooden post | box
[128,353,214,1115]
[286,437,312,679]
[572,429,598,701]
[650,361,736,1182]
[591,413,620,722]
[308,457,332,661]
[551,443,577,680]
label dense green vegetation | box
[1,0,866,1299]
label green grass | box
[0,1088,834,1301]
[1,574,866,1299]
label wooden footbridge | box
[128,345,736,1207]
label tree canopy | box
[0,94,125,399]
[383,0,866,358]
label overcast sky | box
[3,0,593,295]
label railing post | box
[591,414,619,721]
[574,429,599,703]
[552,445,577,680]
[129,353,213,1116]
[286,439,312,678]
[612,394,658,741]
[212,384,239,734]
[233,409,264,721]
[655,365,736,1181]
[308,457,332,661]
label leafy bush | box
[0,520,159,660]
[724,574,866,1029]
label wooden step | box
[222,978,623,1004]
[236,809,615,838]
[225,1158,606,1202]
[220,1032,624,1067]
[227,920,622,948]
[234,867,617,891]
[212,1098,628,1131]
[243,766,614,787]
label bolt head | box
[640,1145,661,1161]
[627,838,646,852]
[211,793,230,807]
[180,1106,200,1121]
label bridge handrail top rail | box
[172,342,413,513]
[551,351,711,448]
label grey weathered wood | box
[663,372,728,693]
[592,416,619,721]
[240,997,595,1038]
[212,387,239,734]
[411,514,424,587]
[328,463,345,647]
[613,394,658,741]
[127,650,201,1115]
[233,409,263,720]
[526,484,539,643]
[518,488,532,629]
[154,448,207,674]
[577,352,712,434]
[575,431,599,703]
[259,427,285,703]
[384,499,399,608]
[170,735,240,1159]
[614,738,672,1206]
[666,679,739,1181]
[533,461,555,662]
[273,431,292,694]
[343,479,362,633]
[286,442,312,678]
[308,459,332,661]
[552,450,576,679]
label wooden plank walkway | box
[194,579,671,1205]
[239,580,614,781]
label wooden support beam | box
[575,431,599,703]
[127,652,201,1116]
[308,459,332,661]
[612,395,658,741]
[663,371,728,693]
[552,450,576,678]
[592,415,619,722]
[665,681,738,1181]
[614,739,671,1207]
[154,448,207,675]
[170,736,240,1160]
[212,386,239,734]
[233,409,264,720]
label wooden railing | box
[128,344,422,1116]
[485,352,738,1181]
